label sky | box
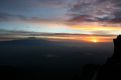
[0,0,121,42]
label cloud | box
[0,0,121,35]
[1,0,121,24]
[0,0,72,22]
[38,0,70,7]
[0,0,70,10]
[108,18,121,23]
[0,12,63,23]
[0,29,116,43]
[68,0,121,24]
[0,12,27,22]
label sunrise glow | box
[0,0,120,42]
[36,35,116,43]
[90,38,98,43]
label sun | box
[91,39,98,43]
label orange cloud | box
[80,36,116,43]
[69,22,121,35]
[38,34,116,43]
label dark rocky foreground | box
[96,35,121,80]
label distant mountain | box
[0,37,51,46]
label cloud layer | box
[69,0,121,23]
[0,0,121,35]
[1,0,121,23]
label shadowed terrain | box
[0,37,113,80]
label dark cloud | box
[38,0,69,7]
[68,0,121,23]
[69,15,89,22]
[0,12,61,22]
[0,0,121,25]
[108,18,121,23]
[0,0,70,11]
[0,29,115,38]
[0,0,73,22]
[0,12,27,21]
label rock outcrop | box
[96,35,121,80]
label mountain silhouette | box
[96,35,121,80]
[0,37,51,46]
